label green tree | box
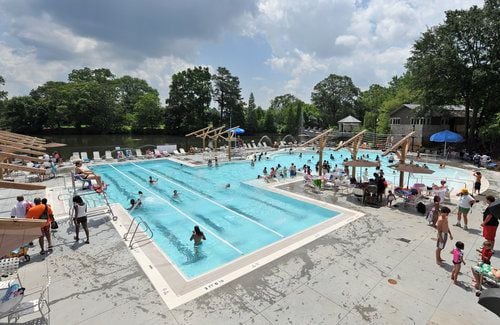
[269,94,304,134]
[115,76,157,114]
[263,108,276,133]
[68,67,115,83]
[0,75,7,100]
[407,0,499,146]
[0,75,7,127]
[30,81,70,129]
[245,93,259,134]
[3,96,42,133]
[132,92,164,131]
[311,74,360,127]
[212,67,245,127]
[165,66,212,135]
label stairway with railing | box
[123,215,153,248]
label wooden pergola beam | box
[0,180,46,190]
[0,130,46,142]
[0,134,47,147]
[185,126,212,137]
[0,163,47,175]
[0,144,46,156]
[0,138,46,151]
[299,129,334,176]
[382,131,415,187]
[332,130,367,177]
[0,152,45,163]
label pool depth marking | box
[131,162,284,238]
[107,164,244,255]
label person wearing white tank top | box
[73,195,89,244]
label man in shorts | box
[26,198,54,255]
[436,206,453,265]
[473,171,482,195]
[482,196,498,249]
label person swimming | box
[172,190,180,199]
[190,225,206,246]
[225,183,231,189]
[149,176,158,184]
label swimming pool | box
[92,148,475,279]
[93,159,341,279]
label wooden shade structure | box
[185,126,226,152]
[207,126,238,160]
[334,130,367,177]
[0,130,53,190]
[382,132,415,187]
[0,218,46,256]
[300,129,334,176]
[343,160,380,168]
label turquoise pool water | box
[92,158,341,279]
[91,148,474,279]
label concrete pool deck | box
[0,164,499,324]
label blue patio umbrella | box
[231,127,245,135]
[430,130,464,157]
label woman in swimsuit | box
[190,226,206,246]
[75,161,103,187]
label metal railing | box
[123,215,153,248]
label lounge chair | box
[116,150,125,161]
[104,151,113,161]
[179,148,186,154]
[70,152,80,162]
[135,149,145,159]
[6,278,51,324]
[71,172,92,190]
[93,151,102,162]
[125,149,135,160]
[251,143,258,149]
[472,263,500,292]
[172,149,180,155]
[80,152,90,163]
[262,142,268,148]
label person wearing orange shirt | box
[26,198,54,255]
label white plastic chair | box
[70,152,80,162]
[7,278,50,324]
[179,148,186,154]
[135,149,145,159]
[92,151,102,162]
[80,152,90,163]
[104,151,113,161]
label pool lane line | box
[131,162,285,238]
[107,164,244,255]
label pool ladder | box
[123,215,154,248]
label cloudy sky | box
[0,0,483,107]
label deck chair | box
[80,152,90,163]
[251,143,258,149]
[116,150,125,161]
[71,172,92,190]
[7,278,51,324]
[135,149,145,159]
[262,142,268,148]
[179,148,186,154]
[70,152,80,162]
[104,151,113,161]
[125,149,135,160]
[473,263,500,292]
[172,149,180,155]
[93,151,102,162]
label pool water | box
[92,158,340,279]
[91,148,474,279]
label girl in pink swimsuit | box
[451,241,466,284]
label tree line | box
[0,0,497,149]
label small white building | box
[338,115,361,132]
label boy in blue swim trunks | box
[436,206,453,265]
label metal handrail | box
[123,215,145,240]
[128,220,153,248]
